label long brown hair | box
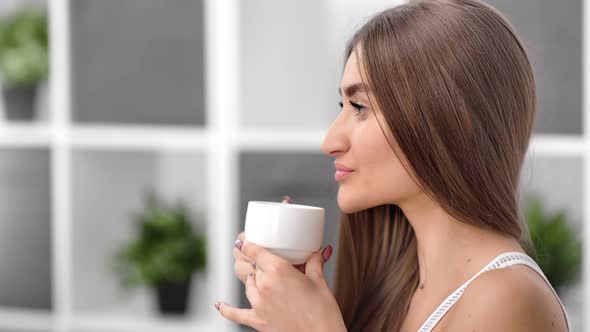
[333,0,536,330]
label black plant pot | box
[155,279,192,315]
[2,84,38,121]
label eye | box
[337,100,367,116]
[349,101,367,115]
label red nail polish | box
[234,239,243,250]
[214,301,220,311]
[322,245,333,263]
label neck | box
[397,193,523,292]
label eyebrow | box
[338,83,372,97]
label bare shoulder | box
[443,265,568,332]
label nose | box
[320,117,350,157]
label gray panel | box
[239,0,338,129]
[520,156,583,232]
[70,0,205,125]
[485,0,582,134]
[238,152,339,314]
[0,149,51,309]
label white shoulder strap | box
[486,252,571,331]
[417,252,571,332]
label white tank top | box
[417,251,571,332]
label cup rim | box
[248,201,324,210]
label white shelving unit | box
[69,314,217,332]
[0,125,584,155]
[0,308,54,331]
[0,0,585,331]
[0,0,240,331]
[0,122,51,148]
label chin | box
[337,190,369,214]
[338,186,406,213]
[339,204,361,214]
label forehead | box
[340,49,374,98]
[341,50,365,85]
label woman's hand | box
[234,231,307,283]
[217,196,347,332]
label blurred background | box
[0,0,584,331]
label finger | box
[233,247,252,262]
[234,258,255,283]
[245,272,260,306]
[321,244,333,264]
[215,301,261,329]
[237,231,245,242]
[234,233,247,258]
[282,195,293,204]
[240,240,283,271]
[305,244,333,281]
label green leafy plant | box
[525,194,581,293]
[0,8,49,87]
[113,190,207,289]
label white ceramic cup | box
[244,201,325,265]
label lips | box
[334,162,354,171]
[334,162,354,181]
[335,170,353,181]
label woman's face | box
[320,50,422,213]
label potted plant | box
[0,7,49,120]
[113,190,207,315]
[525,194,582,295]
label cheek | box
[337,132,421,212]
[364,156,418,203]
[372,160,421,203]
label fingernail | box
[214,301,220,311]
[322,244,333,263]
[252,261,256,269]
[234,239,243,250]
[282,195,293,204]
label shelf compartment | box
[70,150,211,321]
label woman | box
[216,0,571,331]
